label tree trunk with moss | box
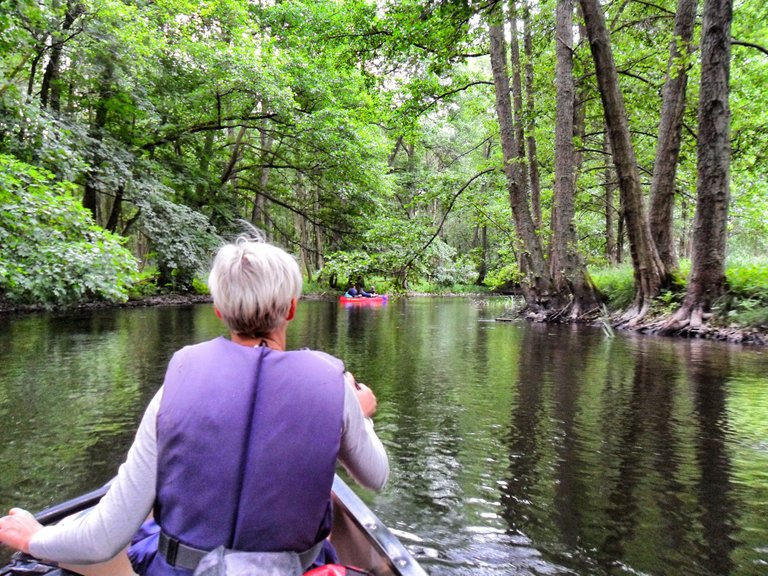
[578,0,666,323]
[489,19,553,310]
[662,0,732,334]
[649,0,699,273]
[550,0,602,317]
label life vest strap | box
[158,531,208,571]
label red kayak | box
[339,294,388,305]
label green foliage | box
[591,259,768,328]
[649,279,687,316]
[422,239,477,287]
[483,265,522,292]
[589,264,636,311]
[407,279,490,295]
[713,259,768,327]
[320,251,374,285]
[0,0,766,315]
[725,260,768,301]
[0,154,139,306]
[482,246,523,292]
[191,276,210,296]
[133,182,220,291]
[0,101,92,181]
[127,267,161,298]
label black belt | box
[158,531,325,571]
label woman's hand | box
[0,508,42,553]
[354,382,378,418]
[346,371,378,418]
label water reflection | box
[688,342,737,575]
[1,299,767,575]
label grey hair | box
[208,236,303,337]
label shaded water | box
[1,297,767,575]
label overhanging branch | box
[398,168,496,274]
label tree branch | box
[235,182,357,238]
[141,115,276,150]
[732,39,768,58]
[416,81,495,116]
[399,168,495,273]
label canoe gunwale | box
[331,476,427,576]
[10,475,426,576]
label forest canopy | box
[0,0,766,330]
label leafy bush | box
[423,239,476,287]
[482,263,522,292]
[482,246,522,291]
[320,251,374,285]
[127,267,161,298]
[191,277,210,295]
[0,154,139,306]
[408,279,489,295]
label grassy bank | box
[590,258,768,330]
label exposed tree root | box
[655,304,705,336]
[501,299,767,346]
[615,297,651,328]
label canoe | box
[339,295,388,305]
[328,476,426,575]
[0,475,426,576]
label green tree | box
[0,154,138,306]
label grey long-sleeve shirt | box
[30,375,389,564]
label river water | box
[1,297,767,575]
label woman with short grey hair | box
[0,237,389,576]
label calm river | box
[1,297,767,575]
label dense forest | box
[1,0,766,334]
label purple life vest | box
[146,337,345,576]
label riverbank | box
[507,306,768,346]
[2,292,765,346]
[495,311,767,346]
[617,316,767,345]
[0,294,214,315]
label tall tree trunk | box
[508,1,530,200]
[104,184,124,233]
[663,0,732,333]
[605,183,616,264]
[550,0,601,317]
[578,0,665,322]
[475,142,493,285]
[474,223,489,285]
[40,0,82,111]
[313,186,324,273]
[522,0,541,228]
[489,19,553,309]
[27,50,44,99]
[251,125,273,231]
[678,197,690,259]
[82,55,114,225]
[649,0,699,272]
[572,9,589,176]
[616,208,625,264]
[604,133,618,264]
[295,176,313,279]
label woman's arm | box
[28,390,163,564]
[337,375,389,491]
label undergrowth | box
[590,258,768,328]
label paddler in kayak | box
[0,235,389,575]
